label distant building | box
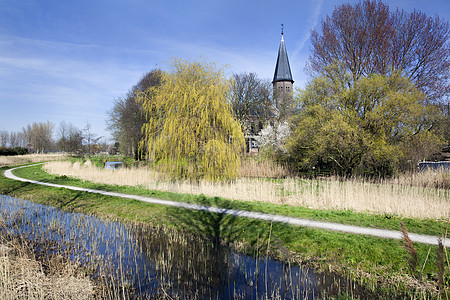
[418,161,450,172]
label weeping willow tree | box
[137,59,245,182]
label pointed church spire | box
[272,27,294,83]
[272,27,294,119]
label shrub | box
[0,147,29,156]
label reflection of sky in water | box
[104,161,123,170]
[0,194,348,299]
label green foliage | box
[0,147,29,156]
[137,58,245,182]
[287,73,445,176]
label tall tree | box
[137,59,245,181]
[83,123,102,155]
[286,74,445,176]
[0,130,8,147]
[56,121,83,153]
[308,0,449,101]
[441,101,450,148]
[229,72,274,134]
[8,132,21,148]
[21,121,54,153]
[107,69,163,159]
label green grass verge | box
[0,163,447,296]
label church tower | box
[272,27,294,119]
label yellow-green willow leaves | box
[137,59,245,182]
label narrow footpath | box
[5,164,447,247]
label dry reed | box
[436,239,445,292]
[0,237,93,300]
[43,161,450,220]
[390,171,450,190]
[240,158,290,178]
[400,221,418,276]
[0,153,67,167]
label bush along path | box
[5,163,447,247]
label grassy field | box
[0,156,449,297]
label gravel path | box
[5,164,447,246]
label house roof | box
[272,34,294,83]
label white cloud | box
[292,0,323,60]
[0,35,152,140]
[0,56,47,70]
[150,37,276,79]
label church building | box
[272,27,294,120]
[246,28,294,153]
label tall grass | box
[400,221,418,277]
[240,158,290,178]
[0,153,67,167]
[390,170,450,189]
[43,160,449,220]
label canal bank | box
[1,163,447,297]
[1,194,376,299]
[4,164,446,247]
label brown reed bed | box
[389,170,450,190]
[0,226,94,299]
[0,153,67,167]
[240,157,291,178]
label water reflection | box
[104,161,124,170]
[0,194,361,299]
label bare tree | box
[20,121,54,153]
[230,72,275,134]
[8,131,26,148]
[83,123,102,155]
[9,132,19,148]
[0,130,9,147]
[308,0,449,101]
[56,121,83,153]
[107,69,163,159]
[56,122,69,152]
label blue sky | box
[1,0,449,142]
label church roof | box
[272,34,294,83]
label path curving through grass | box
[5,163,447,246]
